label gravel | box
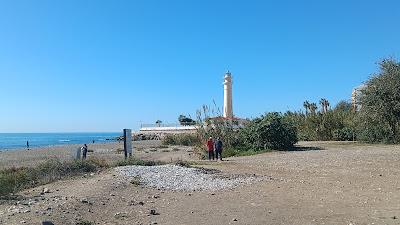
[116,165,262,191]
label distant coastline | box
[0,132,121,151]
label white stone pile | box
[116,165,261,191]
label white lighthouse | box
[223,71,233,118]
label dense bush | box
[333,127,355,141]
[239,112,298,150]
[284,100,356,141]
[357,59,400,143]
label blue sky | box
[0,0,399,132]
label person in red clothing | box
[206,137,215,160]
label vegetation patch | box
[0,158,106,198]
[76,220,95,225]
[114,158,164,167]
[0,157,164,198]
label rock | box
[20,221,26,224]
[42,221,55,225]
[42,188,51,194]
[114,212,128,219]
[80,198,89,204]
[233,218,238,222]
[150,209,159,215]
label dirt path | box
[1,141,400,225]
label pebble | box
[41,188,51,194]
[150,209,158,215]
[117,165,262,191]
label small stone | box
[80,198,89,204]
[114,212,128,219]
[150,209,158,215]
[42,188,50,194]
[20,221,26,224]
[42,221,55,225]
[233,218,238,222]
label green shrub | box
[239,112,298,150]
[114,158,163,167]
[333,127,355,141]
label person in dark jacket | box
[82,144,88,160]
[215,137,223,161]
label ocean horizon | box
[0,132,122,151]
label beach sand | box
[2,141,400,225]
[0,140,195,169]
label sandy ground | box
[1,141,400,225]
[0,141,194,169]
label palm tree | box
[319,98,330,113]
[303,101,310,116]
[309,103,318,114]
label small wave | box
[59,139,71,142]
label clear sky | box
[1,0,399,132]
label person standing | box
[26,141,30,150]
[215,137,223,161]
[82,144,88,160]
[206,137,215,160]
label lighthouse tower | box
[223,71,233,118]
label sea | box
[0,132,122,151]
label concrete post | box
[223,71,233,118]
